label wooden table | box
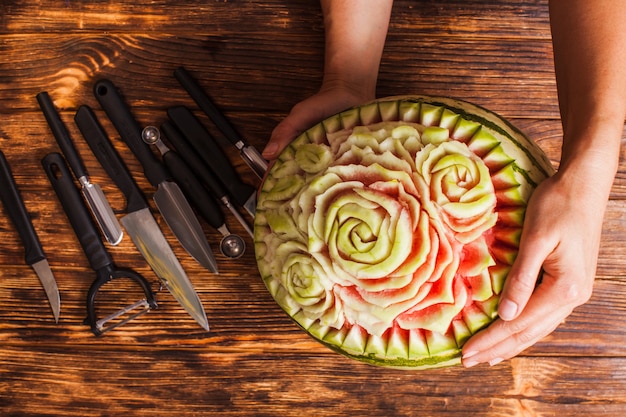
[1,1,625,415]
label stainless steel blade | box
[120,209,210,331]
[80,178,123,245]
[221,196,253,238]
[31,259,61,323]
[243,192,256,218]
[240,145,268,180]
[153,181,219,274]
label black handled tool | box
[93,79,218,273]
[174,66,268,179]
[160,121,253,237]
[142,125,246,259]
[74,105,210,331]
[36,91,123,245]
[0,150,61,322]
[167,105,256,218]
[42,152,157,336]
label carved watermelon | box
[254,96,554,369]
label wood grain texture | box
[1,0,626,416]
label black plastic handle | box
[93,79,169,188]
[166,106,255,207]
[0,150,46,266]
[74,105,149,214]
[159,143,225,230]
[160,121,229,201]
[42,152,112,272]
[174,66,242,146]
[36,91,88,180]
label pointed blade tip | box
[31,259,61,323]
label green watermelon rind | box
[395,96,554,190]
[322,339,462,370]
[255,95,554,369]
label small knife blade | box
[167,105,257,218]
[92,79,218,273]
[74,105,209,331]
[0,150,61,322]
[36,91,123,246]
[174,66,268,179]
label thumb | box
[263,90,364,160]
[263,101,326,159]
[497,229,554,321]
[263,120,297,159]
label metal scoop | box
[142,126,246,259]
[216,224,245,259]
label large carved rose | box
[261,123,497,337]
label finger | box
[461,283,572,366]
[497,228,556,321]
[462,305,568,367]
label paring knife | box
[92,79,219,274]
[73,105,209,332]
[0,150,61,322]
[36,92,123,246]
[174,66,268,179]
[160,121,254,237]
[167,105,257,218]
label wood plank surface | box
[1,1,626,416]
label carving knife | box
[92,79,218,274]
[0,150,61,322]
[167,105,257,218]
[160,121,254,237]
[173,66,268,179]
[36,91,123,246]
[73,105,209,331]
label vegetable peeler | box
[41,152,157,336]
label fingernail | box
[498,299,518,321]
[462,350,478,359]
[489,357,504,367]
[463,359,479,368]
[262,143,278,158]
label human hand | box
[461,169,604,367]
[262,83,374,160]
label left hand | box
[461,169,603,367]
[262,82,373,160]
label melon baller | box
[141,125,246,260]
[42,152,157,336]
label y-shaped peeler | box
[42,152,157,335]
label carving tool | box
[167,105,257,218]
[74,105,210,332]
[0,150,61,322]
[42,152,157,335]
[93,79,218,274]
[36,91,123,245]
[159,120,253,238]
[174,66,268,179]
[142,125,246,259]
